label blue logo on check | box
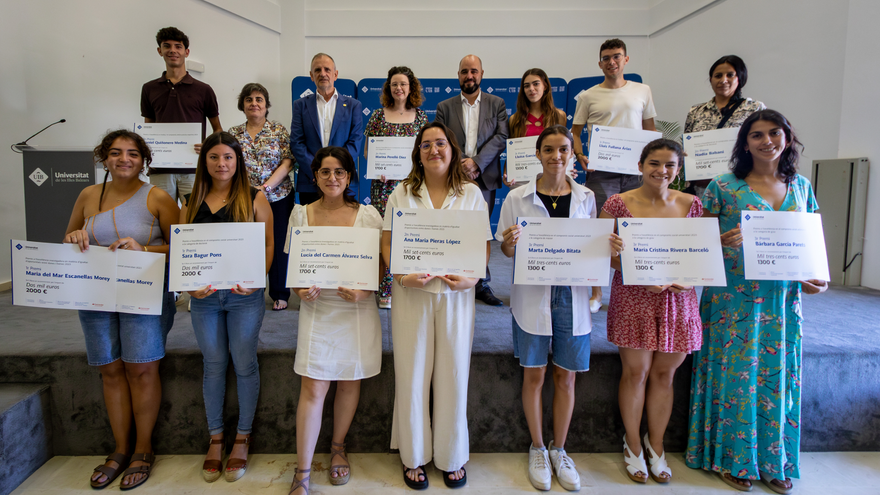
[622,221,629,228]
[686,135,692,140]
[520,221,527,227]
[15,243,23,250]
[174,228,180,234]
[396,211,403,217]
[745,214,751,221]
[371,139,375,143]
[295,230,301,235]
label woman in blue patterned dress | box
[686,110,828,494]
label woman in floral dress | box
[686,110,828,494]
[364,66,428,308]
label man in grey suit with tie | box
[436,54,509,306]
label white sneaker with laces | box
[549,441,581,491]
[528,443,552,491]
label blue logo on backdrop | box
[174,228,180,234]
[15,243,23,250]
[520,221,527,227]
[396,210,403,217]
[745,214,751,221]
[362,86,368,93]
[622,221,629,228]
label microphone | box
[14,119,67,150]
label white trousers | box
[389,284,475,472]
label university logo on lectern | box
[29,168,48,187]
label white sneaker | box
[589,299,601,313]
[549,441,581,491]
[528,443,552,491]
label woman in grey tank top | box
[64,130,179,490]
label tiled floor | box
[11,451,880,494]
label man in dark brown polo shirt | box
[140,26,222,203]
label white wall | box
[838,0,880,289]
[0,0,281,284]
[1,0,878,288]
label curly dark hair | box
[237,82,271,117]
[600,38,627,57]
[93,129,153,210]
[380,66,424,109]
[730,110,803,184]
[155,27,189,49]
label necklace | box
[210,191,228,203]
[550,194,561,209]
[319,199,346,211]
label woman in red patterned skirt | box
[599,139,702,485]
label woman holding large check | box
[364,66,428,309]
[599,139,702,485]
[65,129,179,489]
[181,131,273,483]
[686,110,827,493]
[497,125,614,492]
[285,147,382,494]
[381,122,492,489]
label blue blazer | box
[290,92,364,193]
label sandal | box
[329,441,351,485]
[119,452,154,491]
[273,300,288,311]
[442,467,467,489]
[202,436,225,483]
[643,432,671,483]
[225,434,251,482]
[289,468,310,495]
[623,434,648,483]
[89,452,130,489]
[759,471,793,494]
[720,472,753,491]
[403,464,428,490]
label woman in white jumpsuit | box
[381,122,493,490]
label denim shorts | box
[512,286,591,371]
[79,289,176,366]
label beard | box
[460,80,480,95]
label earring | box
[103,166,109,171]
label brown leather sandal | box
[119,452,154,491]
[89,452,131,489]
[329,441,351,485]
[289,468,311,495]
[225,434,251,482]
[201,436,225,483]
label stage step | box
[0,384,52,495]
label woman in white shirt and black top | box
[498,125,623,492]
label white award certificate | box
[682,127,739,181]
[286,227,380,290]
[169,223,266,291]
[135,122,200,169]
[587,125,662,175]
[11,240,118,311]
[115,250,166,315]
[513,217,614,286]
[740,211,830,281]
[366,136,416,180]
[390,208,488,278]
[617,218,727,286]
[506,136,542,183]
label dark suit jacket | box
[435,92,509,192]
[290,92,364,193]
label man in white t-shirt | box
[571,38,657,312]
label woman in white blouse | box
[286,147,383,495]
[381,121,492,490]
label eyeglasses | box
[600,53,625,63]
[419,140,448,152]
[317,168,348,179]
[390,82,409,89]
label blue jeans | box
[190,288,265,435]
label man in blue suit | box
[290,53,364,205]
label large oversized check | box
[11,240,166,314]
[740,211,830,281]
[169,223,266,291]
[286,227,380,290]
[506,136,542,183]
[587,125,662,175]
[366,136,416,180]
[682,127,739,181]
[390,208,488,278]
[135,122,200,169]
[617,218,727,286]
[513,217,614,286]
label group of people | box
[59,25,828,495]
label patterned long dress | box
[686,173,818,483]
[364,107,428,299]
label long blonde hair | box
[185,132,254,223]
